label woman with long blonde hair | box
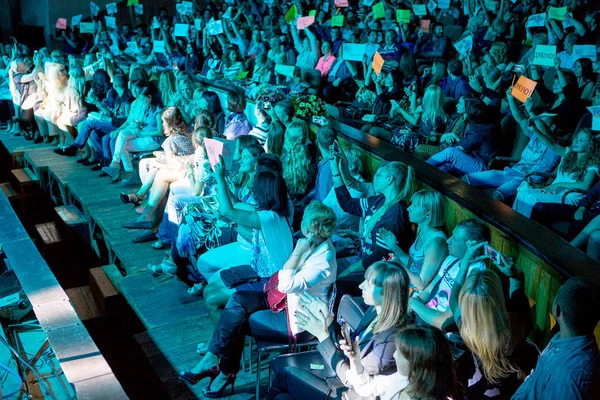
[281,120,317,201]
[451,241,533,398]
[332,147,415,276]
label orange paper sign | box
[372,51,384,75]
[511,75,537,103]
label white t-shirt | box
[425,256,486,312]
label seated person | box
[332,152,414,276]
[101,83,164,184]
[281,120,318,207]
[512,128,600,218]
[187,160,293,326]
[410,219,489,330]
[380,190,448,291]
[179,202,338,396]
[426,99,497,176]
[451,244,534,398]
[267,262,410,400]
[222,90,251,141]
[343,326,457,400]
[64,73,133,163]
[414,22,452,61]
[512,278,600,400]
[439,59,472,100]
[120,107,193,234]
[464,92,560,204]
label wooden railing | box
[194,78,600,347]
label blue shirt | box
[512,334,600,400]
[306,158,333,202]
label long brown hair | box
[560,129,600,181]
[364,262,410,333]
[396,326,456,400]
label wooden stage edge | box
[0,132,264,400]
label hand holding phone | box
[485,244,500,263]
[341,322,352,345]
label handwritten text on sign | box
[532,45,556,67]
[511,76,537,103]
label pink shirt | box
[315,54,337,77]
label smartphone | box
[263,101,271,110]
[485,244,500,263]
[409,81,416,92]
[390,99,400,108]
[173,61,179,71]
[341,322,352,345]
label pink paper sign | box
[335,0,349,7]
[204,138,224,168]
[297,16,315,29]
[56,18,67,30]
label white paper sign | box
[207,20,223,35]
[363,0,375,6]
[90,2,100,16]
[176,3,185,14]
[453,35,473,55]
[106,2,117,15]
[573,45,597,62]
[105,16,116,29]
[438,0,450,9]
[342,43,366,61]
[223,7,233,19]
[427,0,437,14]
[126,41,138,53]
[532,45,557,67]
[72,14,82,26]
[153,40,165,53]
[182,1,194,15]
[134,4,143,15]
[526,13,546,28]
[109,45,120,55]
[174,24,190,37]
[195,19,202,31]
[79,22,94,34]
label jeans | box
[427,147,486,176]
[208,290,289,375]
[75,118,116,149]
[466,168,525,203]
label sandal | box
[187,282,205,296]
[120,193,142,207]
[197,343,209,355]
[146,262,176,277]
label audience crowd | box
[1,0,600,398]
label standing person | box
[512,278,600,400]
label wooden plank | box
[0,182,20,199]
[66,286,103,321]
[55,205,87,226]
[89,267,119,315]
[35,222,63,245]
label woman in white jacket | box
[179,201,337,398]
[343,325,456,400]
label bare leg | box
[570,215,600,249]
[190,351,220,374]
[136,168,159,199]
[137,169,182,222]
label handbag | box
[220,265,260,289]
[264,271,287,313]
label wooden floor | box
[0,131,268,399]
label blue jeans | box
[77,119,116,148]
[466,168,525,203]
[87,120,117,163]
[426,147,486,176]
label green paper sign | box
[396,9,410,23]
[309,10,317,17]
[331,15,344,27]
[285,5,297,24]
[373,2,385,19]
